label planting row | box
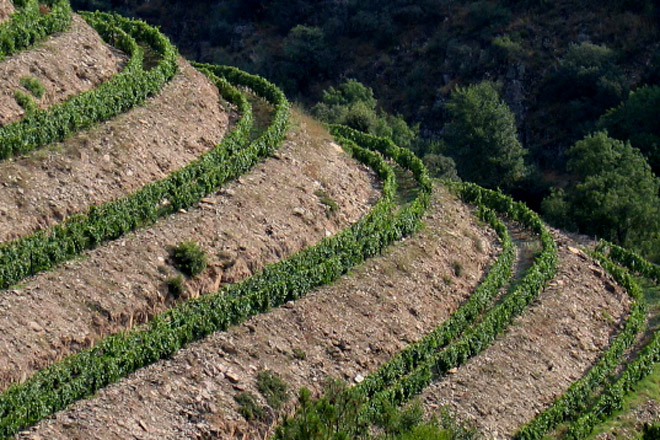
[514,248,647,439]
[0,0,71,61]
[0,54,292,289]
[559,242,660,440]
[0,121,430,435]
[274,178,558,438]
[0,10,177,161]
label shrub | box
[166,275,185,298]
[235,392,265,421]
[19,76,45,98]
[170,241,207,277]
[443,81,528,189]
[257,370,289,410]
[14,90,37,114]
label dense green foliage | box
[0,10,178,161]
[170,241,207,277]
[543,132,660,262]
[0,0,71,61]
[19,76,45,99]
[444,81,528,189]
[643,423,660,440]
[313,79,418,149]
[13,89,36,113]
[598,85,660,174]
[540,42,628,149]
[256,370,289,411]
[277,381,475,440]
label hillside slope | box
[0,2,658,439]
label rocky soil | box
[0,59,229,242]
[420,231,632,439]
[0,111,377,392]
[0,14,126,126]
[19,184,501,439]
[0,0,14,22]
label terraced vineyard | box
[0,1,658,439]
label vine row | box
[0,10,177,161]
[560,242,660,440]
[0,0,71,61]
[275,168,558,439]
[514,251,647,439]
[0,121,431,437]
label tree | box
[281,25,335,91]
[543,131,660,261]
[443,81,527,189]
[312,79,418,148]
[598,85,660,175]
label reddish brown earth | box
[18,184,501,440]
[0,59,229,242]
[419,231,632,439]
[0,14,125,126]
[0,0,14,22]
[0,111,377,392]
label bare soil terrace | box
[0,14,126,126]
[0,58,229,242]
[18,184,500,440]
[0,111,377,395]
[420,232,632,439]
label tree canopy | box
[443,81,527,189]
[543,131,660,261]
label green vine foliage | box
[0,10,178,161]
[0,0,72,61]
[555,242,660,440]
[514,251,647,440]
[0,31,268,291]
[0,117,432,437]
[275,179,558,438]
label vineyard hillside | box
[0,2,658,440]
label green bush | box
[13,90,36,114]
[235,392,266,421]
[443,81,528,189]
[542,131,660,262]
[257,370,289,410]
[166,275,185,298]
[170,241,207,277]
[598,85,660,174]
[313,79,419,149]
[19,76,45,99]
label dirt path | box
[419,232,632,439]
[0,0,14,22]
[0,111,376,392]
[19,185,501,440]
[0,59,229,242]
[0,14,125,126]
